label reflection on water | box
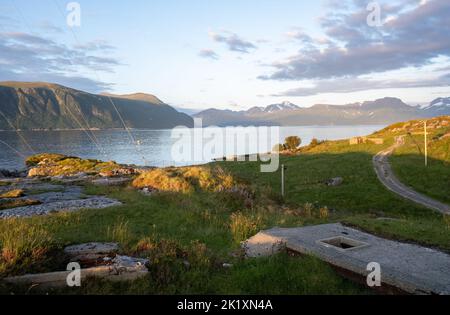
[0,125,385,170]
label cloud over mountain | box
[0,30,119,93]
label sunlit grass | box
[0,219,54,276]
[1,117,449,294]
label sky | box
[1,0,450,111]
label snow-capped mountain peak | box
[423,97,450,111]
[262,101,300,113]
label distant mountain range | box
[194,97,450,126]
[0,82,193,130]
[1,81,449,130]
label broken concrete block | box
[4,262,149,288]
[325,177,344,187]
[242,232,286,258]
[64,243,119,261]
[112,255,149,269]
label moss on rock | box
[26,153,124,178]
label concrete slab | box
[243,223,450,295]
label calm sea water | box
[0,125,385,170]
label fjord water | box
[0,125,385,170]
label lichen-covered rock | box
[26,154,123,178]
[99,168,137,178]
[25,153,68,167]
[28,167,50,177]
[0,189,25,199]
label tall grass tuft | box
[319,206,330,219]
[107,219,132,247]
[0,219,53,275]
[444,214,450,230]
[230,212,263,244]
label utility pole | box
[424,120,428,167]
[281,164,286,197]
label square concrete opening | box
[318,237,369,251]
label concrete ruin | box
[4,258,149,288]
[243,223,450,295]
[4,243,149,289]
[64,242,120,262]
[350,137,384,145]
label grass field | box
[0,186,368,295]
[0,117,449,295]
[390,135,450,204]
[219,138,450,252]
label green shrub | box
[132,166,241,194]
[310,138,325,148]
[284,136,302,151]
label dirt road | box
[373,142,450,215]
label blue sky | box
[1,0,450,110]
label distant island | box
[0,82,193,131]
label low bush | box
[132,166,242,194]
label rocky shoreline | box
[0,152,245,219]
[0,177,123,219]
[0,154,144,219]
